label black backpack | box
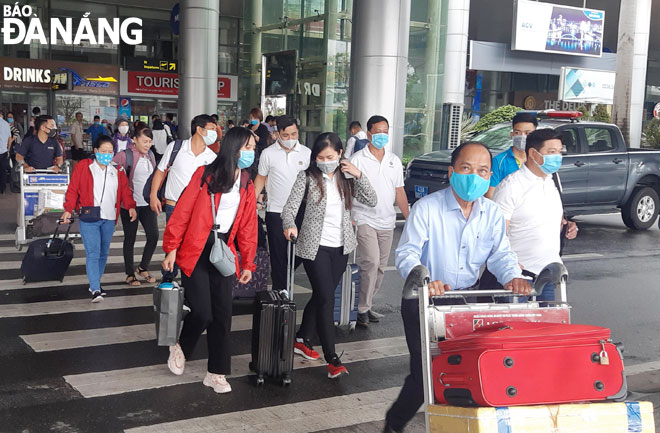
[352,135,369,153]
[124,148,156,178]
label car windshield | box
[471,123,514,151]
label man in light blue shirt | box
[384,141,530,433]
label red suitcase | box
[432,322,627,407]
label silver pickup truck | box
[404,116,660,230]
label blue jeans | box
[537,282,555,304]
[79,219,115,292]
[161,204,179,281]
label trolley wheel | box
[256,376,265,387]
[349,322,356,332]
[282,377,291,387]
[22,277,26,285]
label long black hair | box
[306,132,354,210]
[203,126,252,194]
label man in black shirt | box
[16,115,64,173]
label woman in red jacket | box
[161,127,258,394]
[62,135,137,302]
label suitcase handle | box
[437,372,467,387]
[46,218,75,257]
[286,238,297,299]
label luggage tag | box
[599,340,610,365]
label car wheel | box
[621,187,659,230]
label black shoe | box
[357,312,369,327]
[91,291,103,303]
[368,310,383,322]
[100,289,108,297]
[383,424,402,433]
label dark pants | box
[0,152,10,193]
[265,211,302,292]
[179,232,233,375]
[120,206,159,276]
[161,204,179,280]
[298,246,348,362]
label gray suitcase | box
[153,281,185,346]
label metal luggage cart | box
[401,262,569,433]
[15,161,79,250]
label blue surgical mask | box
[535,150,563,175]
[238,150,255,169]
[449,172,490,202]
[202,129,217,145]
[95,152,113,166]
[7,117,14,124]
[94,121,100,126]
[371,133,389,149]
[250,119,259,126]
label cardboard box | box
[37,189,66,215]
[428,401,655,433]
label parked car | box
[404,111,660,230]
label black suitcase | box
[250,239,297,386]
[21,219,75,283]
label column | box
[249,0,263,111]
[178,0,220,138]
[612,0,652,148]
[348,0,411,157]
[422,0,443,154]
[442,0,470,105]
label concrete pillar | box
[612,0,652,148]
[442,0,470,105]
[178,0,220,138]
[348,0,411,157]
[422,0,443,154]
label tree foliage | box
[474,105,523,132]
[643,119,660,149]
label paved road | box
[1,187,660,432]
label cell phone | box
[341,159,354,179]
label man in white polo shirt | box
[492,128,578,302]
[253,115,311,294]
[150,114,217,280]
[351,115,409,327]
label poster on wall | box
[512,0,605,58]
[558,67,615,104]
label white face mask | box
[317,159,339,174]
[279,138,298,149]
[118,125,129,135]
[202,129,217,145]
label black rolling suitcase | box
[250,239,297,386]
[21,219,75,283]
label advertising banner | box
[122,70,237,101]
[558,67,615,104]
[512,0,605,58]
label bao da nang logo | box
[2,3,142,45]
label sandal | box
[137,267,157,283]
[126,274,141,286]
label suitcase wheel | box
[349,322,356,332]
[255,376,265,387]
[282,377,291,387]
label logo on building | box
[1,4,142,45]
[61,68,117,88]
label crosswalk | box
[0,226,414,432]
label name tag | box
[47,146,54,150]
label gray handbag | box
[153,281,185,346]
[209,193,237,276]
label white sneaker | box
[167,343,185,375]
[203,372,232,393]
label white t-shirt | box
[351,147,404,230]
[157,139,217,202]
[345,130,368,158]
[492,164,563,274]
[319,173,344,248]
[152,129,169,155]
[89,162,119,221]
[258,141,311,213]
[214,176,241,233]
[117,139,128,152]
[132,155,153,207]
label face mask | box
[317,159,339,175]
[371,133,389,149]
[94,121,100,126]
[512,135,527,151]
[534,150,563,175]
[47,127,58,138]
[102,123,107,127]
[449,172,490,202]
[95,152,113,166]
[279,138,298,149]
[118,125,129,135]
[238,150,255,169]
[250,119,259,126]
[7,118,13,124]
[202,129,217,145]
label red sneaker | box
[327,355,349,379]
[294,339,320,360]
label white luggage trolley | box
[401,263,569,433]
[15,161,76,250]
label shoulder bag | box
[209,192,237,276]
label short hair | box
[239,119,249,126]
[249,107,263,122]
[276,115,297,132]
[512,112,538,129]
[265,115,274,123]
[134,126,154,140]
[93,115,100,121]
[227,119,235,126]
[190,114,215,136]
[76,112,83,117]
[211,113,219,121]
[450,141,493,167]
[32,107,41,116]
[367,115,389,131]
[525,128,563,154]
[35,115,53,132]
[349,121,362,130]
[93,134,113,150]
[166,113,174,121]
[152,114,159,120]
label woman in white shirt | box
[112,126,159,286]
[151,119,170,164]
[281,132,377,379]
[112,118,133,154]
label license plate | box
[414,185,428,198]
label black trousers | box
[265,211,302,292]
[179,232,233,375]
[0,152,10,193]
[299,246,348,362]
[120,206,159,276]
